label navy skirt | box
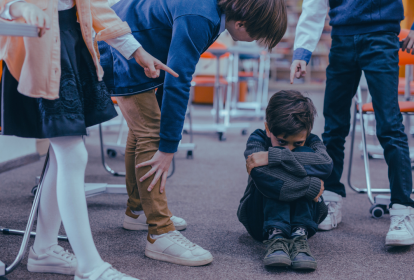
[0,7,117,138]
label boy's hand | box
[9,2,50,37]
[290,60,307,84]
[402,30,414,54]
[136,150,174,194]
[314,180,324,202]
[132,47,179,79]
[246,152,269,174]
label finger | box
[147,170,162,192]
[157,63,179,78]
[300,61,307,76]
[44,14,50,29]
[147,63,158,78]
[139,167,157,182]
[136,159,153,169]
[402,39,408,51]
[160,172,168,194]
[295,68,301,79]
[290,64,297,84]
[407,39,414,53]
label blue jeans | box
[263,197,318,239]
[323,32,414,207]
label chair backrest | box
[399,29,414,66]
[200,41,228,59]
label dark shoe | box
[263,237,291,267]
[290,235,317,270]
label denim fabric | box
[322,32,414,207]
[263,197,318,239]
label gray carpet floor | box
[1,90,414,280]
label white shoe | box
[123,214,187,231]
[318,191,343,231]
[27,245,77,275]
[75,262,138,280]
[385,204,414,246]
[145,231,213,266]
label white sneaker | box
[385,204,414,246]
[318,191,343,231]
[145,231,213,266]
[75,262,138,280]
[123,214,187,231]
[27,245,77,275]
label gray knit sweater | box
[237,129,333,233]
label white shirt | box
[1,0,141,60]
[292,0,329,63]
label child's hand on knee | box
[246,152,269,174]
[9,2,50,37]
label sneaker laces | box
[263,238,291,256]
[54,248,76,261]
[170,232,197,249]
[289,236,313,259]
[390,215,410,232]
[105,267,129,280]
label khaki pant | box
[116,90,175,235]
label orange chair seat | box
[398,77,414,95]
[111,97,118,105]
[192,76,228,86]
[238,71,255,78]
[361,101,414,113]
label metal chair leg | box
[99,124,125,177]
[0,150,68,276]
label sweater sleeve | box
[158,15,215,153]
[268,134,333,180]
[293,0,329,64]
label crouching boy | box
[238,90,333,270]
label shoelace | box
[54,249,75,261]
[105,267,128,280]
[170,232,196,249]
[289,236,313,259]
[390,215,409,231]
[327,202,338,228]
[263,238,291,256]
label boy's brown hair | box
[266,90,317,137]
[218,0,287,50]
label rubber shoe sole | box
[145,248,213,266]
[27,263,75,275]
[291,260,317,270]
[263,255,291,267]
[385,236,414,246]
[123,220,187,231]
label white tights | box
[33,136,104,274]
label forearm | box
[250,166,321,202]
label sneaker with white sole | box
[318,191,343,231]
[27,245,77,275]
[123,207,187,231]
[386,204,414,246]
[75,262,138,280]
[145,231,213,266]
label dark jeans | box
[323,32,414,207]
[263,196,318,239]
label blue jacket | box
[99,0,222,153]
[329,0,404,36]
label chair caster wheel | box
[370,204,385,218]
[31,185,38,196]
[241,129,248,136]
[218,132,226,141]
[107,149,117,158]
[187,150,193,159]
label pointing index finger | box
[157,63,179,78]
